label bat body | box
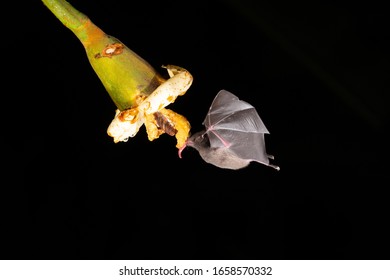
[179,90,280,170]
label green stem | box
[41,0,87,31]
[41,0,162,111]
[41,0,100,44]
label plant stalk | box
[41,0,163,111]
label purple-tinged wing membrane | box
[202,90,271,163]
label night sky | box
[8,0,390,260]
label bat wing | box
[203,89,271,164]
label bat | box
[178,89,280,170]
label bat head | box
[178,130,208,158]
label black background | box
[8,0,390,260]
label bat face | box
[179,90,280,171]
[187,130,209,149]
